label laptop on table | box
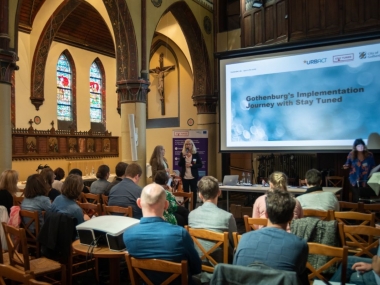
[223,175,239,186]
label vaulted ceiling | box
[19,0,115,57]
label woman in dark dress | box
[0,170,19,215]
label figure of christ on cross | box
[149,53,175,115]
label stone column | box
[0,0,18,172]
[117,79,150,187]
[192,94,218,177]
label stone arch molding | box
[30,0,138,110]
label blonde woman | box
[149,145,170,179]
[178,139,202,210]
[0,170,19,215]
[252,171,303,231]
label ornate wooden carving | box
[192,94,218,114]
[117,79,150,104]
[12,126,119,160]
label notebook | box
[223,175,239,186]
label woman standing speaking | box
[178,139,202,210]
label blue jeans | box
[330,256,377,285]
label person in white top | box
[297,169,339,211]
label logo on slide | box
[303,58,327,65]
[333,54,354,63]
[359,52,366,59]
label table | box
[220,185,342,211]
[72,239,126,284]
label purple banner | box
[172,129,208,178]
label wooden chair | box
[0,263,52,285]
[101,194,108,205]
[243,215,268,232]
[361,203,380,223]
[82,193,100,204]
[2,223,66,284]
[339,201,363,212]
[299,179,307,186]
[302,209,334,221]
[232,232,241,250]
[13,196,24,206]
[325,176,344,188]
[19,210,41,258]
[102,205,133,217]
[339,224,380,258]
[185,226,228,273]
[125,252,188,285]
[306,242,348,285]
[335,211,375,253]
[173,192,193,211]
[77,202,102,218]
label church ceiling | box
[19,0,115,58]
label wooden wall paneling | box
[344,0,380,33]
[243,14,253,47]
[288,0,307,40]
[253,9,264,46]
[264,3,275,44]
[275,0,288,42]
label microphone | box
[186,148,189,153]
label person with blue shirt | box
[343,138,376,202]
[123,183,201,284]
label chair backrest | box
[77,202,102,217]
[299,179,307,186]
[361,203,380,223]
[243,215,268,232]
[2,222,31,270]
[303,209,334,221]
[0,263,35,284]
[306,242,348,285]
[125,252,188,285]
[339,201,364,212]
[82,193,100,204]
[338,224,380,258]
[19,210,41,257]
[102,205,133,217]
[325,176,344,187]
[13,196,24,207]
[172,192,193,211]
[232,232,241,250]
[185,226,228,273]
[101,194,108,205]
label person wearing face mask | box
[343,138,376,202]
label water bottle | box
[262,178,265,186]
[91,166,95,176]
[247,172,251,185]
[241,172,246,184]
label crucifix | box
[149,53,175,115]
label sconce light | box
[252,0,263,8]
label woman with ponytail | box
[252,171,303,231]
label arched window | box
[89,59,106,131]
[56,51,76,130]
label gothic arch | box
[91,57,107,130]
[165,2,212,98]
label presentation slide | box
[220,39,380,152]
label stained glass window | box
[57,54,73,121]
[90,62,102,123]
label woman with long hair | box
[21,174,51,230]
[0,170,19,215]
[343,138,376,202]
[90,164,110,194]
[178,139,203,210]
[149,145,170,179]
[52,167,65,191]
[40,168,61,202]
[252,171,303,231]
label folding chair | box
[125,252,188,285]
[185,226,228,273]
[243,215,268,232]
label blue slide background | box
[230,61,380,142]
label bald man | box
[123,183,201,284]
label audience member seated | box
[123,183,201,284]
[252,171,303,231]
[104,162,128,196]
[21,174,51,230]
[69,168,89,193]
[189,176,237,259]
[0,169,18,215]
[40,168,61,202]
[50,174,88,225]
[235,190,309,284]
[297,169,339,211]
[52,167,65,192]
[154,170,190,226]
[331,246,380,285]
[109,163,143,219]
[90,164,110,195]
